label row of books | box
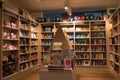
[75,46,90,51]
[3,32,17,39]
[91,39,106,44]
[91,53,106,59]
[42,26,53,32]
[76,53,89,58]
[91,46,106,51]
[75,34,89,38]
[20,47,29,54]
[42,41,52,45]
[91,26,105,30]
[75,40,89,44]
[42,34,53,39]
[91,32,105,37]
[41,47,49,52]
[76,27,89,31]
[20,55,29,62]
[20,38,29,45]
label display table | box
[40,68,74,80]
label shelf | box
[20,28,30,31]
[41,38,53,40]
[110,60,120,67]
[3,26,19,31]
[31,58,38,61]
[20,45,30,46]
[91,51,106,53]
[110,51,120,56]
[75,44,90,46]
[75,38,89,39]
[91,30,106,32]
[91,58,106,60]
[31,44,38,46]
[20,53,30,55]
[3,61,18,66]
[91,37,106,39]
[41,32,54,34]
[3,38,19,41]
[31,31,38,33]
[3,49,19,52]
[75,51,90,53]
[41,45,51,46]
[31,38,38,40]
[91,44,106,46]
[20,60,30,64]
[76,58,90,60]
[75,31,89,33]
[20,36,30,39]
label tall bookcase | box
[0,8,40,80]
[109,5,120,76]
[41,23,54,65]
[40,20,107,66]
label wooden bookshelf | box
[109,5,120,76]
[0,6,40,80]
[41,23,54,65]
[2,9,19,78]
[40,20,107,67]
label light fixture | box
[64,0,72,16]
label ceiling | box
[5,0,120,12]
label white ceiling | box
[5,0,120,12]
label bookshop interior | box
[0,0,120,80]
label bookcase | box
[41,23,54,65]
[0,7,40,80]
[109,5,120,76]
[40,20,107,66]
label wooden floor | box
[16,67,116,80]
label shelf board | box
[3,26,19,31]
[91,58,106,60]
[20,45,29,46]
[91,30,106,32]
[31,44,39,46]
[20,36,30,39]
[76,58,90,60]
[75,51,90,53]
[75,44,90,46]
[110,44,120,46]
[20,28,30,31]
[20,60,30,64]
[112,21,120,29]
[110,51,120,56]
[20,53,30,55]
[91,37,106,39]
[2,71,18,79]
[91,44,106,46]
[75,31,89,33]
[31,38,38,40]
[3,38,19,41]
[3,61,18,66]
[41,38,53,40]
[110,60,120,67]
[31,58,38,61]
[91,51,106,53]
[75,38,89,39]
[3,49,19,52]
[31,52,39,54]
[31,31,38,33]
[41,45,51,46]
[41,32,54,34]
